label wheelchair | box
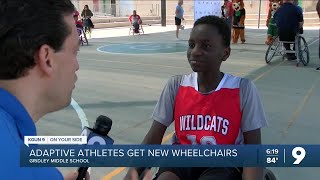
[77,27,88,46]
[129,23,144,35]
[265,34,310,67]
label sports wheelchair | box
[129,23,144,35]
[265,34,310,67]
[77,27,88,46]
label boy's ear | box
[222,47,231,62]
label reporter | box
[0,0,87,179]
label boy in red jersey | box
[125,15,267,180]
[73,11,83,29]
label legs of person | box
[198,167,242,180]
[240,28,245,43]
[176,26,180,38]
[279,30,296,60]
[133,22,139,33]
[175,17,181,38]
[232,28,240,43]
[226,17,232,35]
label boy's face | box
[187,24,229,73]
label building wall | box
[71,0,318,17]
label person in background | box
[274,0,303,60]
[129,10,142,33]
[81,5,94,34]
[175,0,184,40]
[73,10,83,29]
[0,0,88,179]
[223,0,234,34]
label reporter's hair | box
[193,15,231,48]
[0,0,75,79]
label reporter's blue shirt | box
[0,88,63,180]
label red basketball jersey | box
[174,73,242,145]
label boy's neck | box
[197,71,224,93]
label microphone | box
[77,115,114,180]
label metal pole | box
[258,0,262,29]
[161,0,166,26]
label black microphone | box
[77,115,114,180]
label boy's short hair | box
[194,15,231,48]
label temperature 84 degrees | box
[266,157,278,164]
[292,147,306,165]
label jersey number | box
[186,134,217,145]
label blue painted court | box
[97,42,187,54]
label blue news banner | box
[20,145,320,167]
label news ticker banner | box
[20,145,320,167]
[194,0,222,21]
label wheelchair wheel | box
[265,37,280,64]
[264,169,277,180]
[296,35,310,66]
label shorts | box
[175,17,182,26]
[154,167,242,180]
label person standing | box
[81,5,94,35]
[223,0,234,33]
[175,0,184,39]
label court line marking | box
[71,98,89,129]
[283,77,320,135]
[262,37,320,136]
[307,38,319,46]
[70,98,91,175]
[96,42,187,56]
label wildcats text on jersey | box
[179,115,229,135]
